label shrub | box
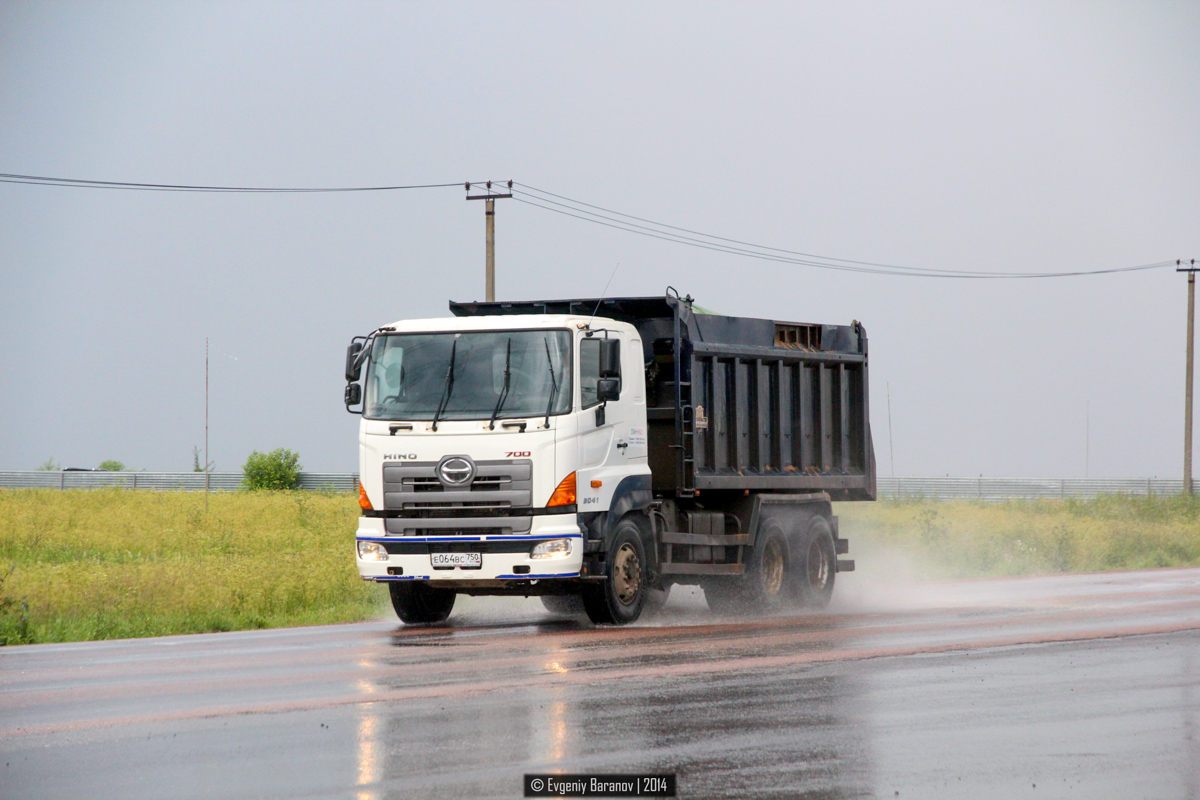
[242,449,302,490]
[97,460,126,472]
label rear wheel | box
[743,520,791,610]
[790,516,836,608]
[388,581,455,624]
[706,519,791,615]
[582,518,647,625]
[702,518,794,615]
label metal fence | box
[0,471,359,492]
[877,476,1188,500]
[0,471,1190,498]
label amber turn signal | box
[590,480,602,488]
[547,471,577,507]
[358,482,374,511]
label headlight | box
[357,541,389,561]
[530,539,572,560]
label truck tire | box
[581,518,647,625]
[388,581,455,624]
[791,516,836,608]
[742,518,792,611]
[541,594,586,616]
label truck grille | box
[382,460,533,512]
[382,518,533,536]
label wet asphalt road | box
[3,567,1199,799]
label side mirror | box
[597,377,620,402]
[344,383,362,407]
[598,338,620,378]
[345,341,363,382]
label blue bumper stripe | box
[356,534,582,543]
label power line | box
[515,182,932,271]
[0,172,464,193]
[2,170,1178,279]
[511,190,1174,279]
[510,190,976,276]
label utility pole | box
[466,180,513,302]
[1181,259,1198,495]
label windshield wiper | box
[431,339,458,432]
[488,338,512,430]
[543,337,559,429]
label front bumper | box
[355,514,583,582]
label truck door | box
[576,332,646,510]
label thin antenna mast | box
[589,263,621,324]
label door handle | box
[617,442,628,450]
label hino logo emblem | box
[438,456,475,486]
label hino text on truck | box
[344,290,874,625]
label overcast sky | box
[2,1,1198,478]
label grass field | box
[0,489,383,645]
[1,489,1198,645]
[836,493,1200,579]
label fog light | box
[357,540,388,562]
[530,539,572,560]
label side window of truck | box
[580,337,620,409]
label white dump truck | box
[345,291,873,625]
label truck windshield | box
[364,330,573,421]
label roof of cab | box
[377,313,636,335]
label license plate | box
[431,552,482,569]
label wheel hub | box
[613,543,641,605]
[762,538,784,596]
[808,539,830,589]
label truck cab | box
[349,313,653,623]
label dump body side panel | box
[683,342,873,500]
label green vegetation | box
[837,493,1200,579]
[97,460,126,472]
[243,448,302,490]
[2,489,1197,645]
[35,458,58,471]
[0,567,33,645]
[0,489,382,645]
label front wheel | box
[388,581,455,624]
[582,518,648,625]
